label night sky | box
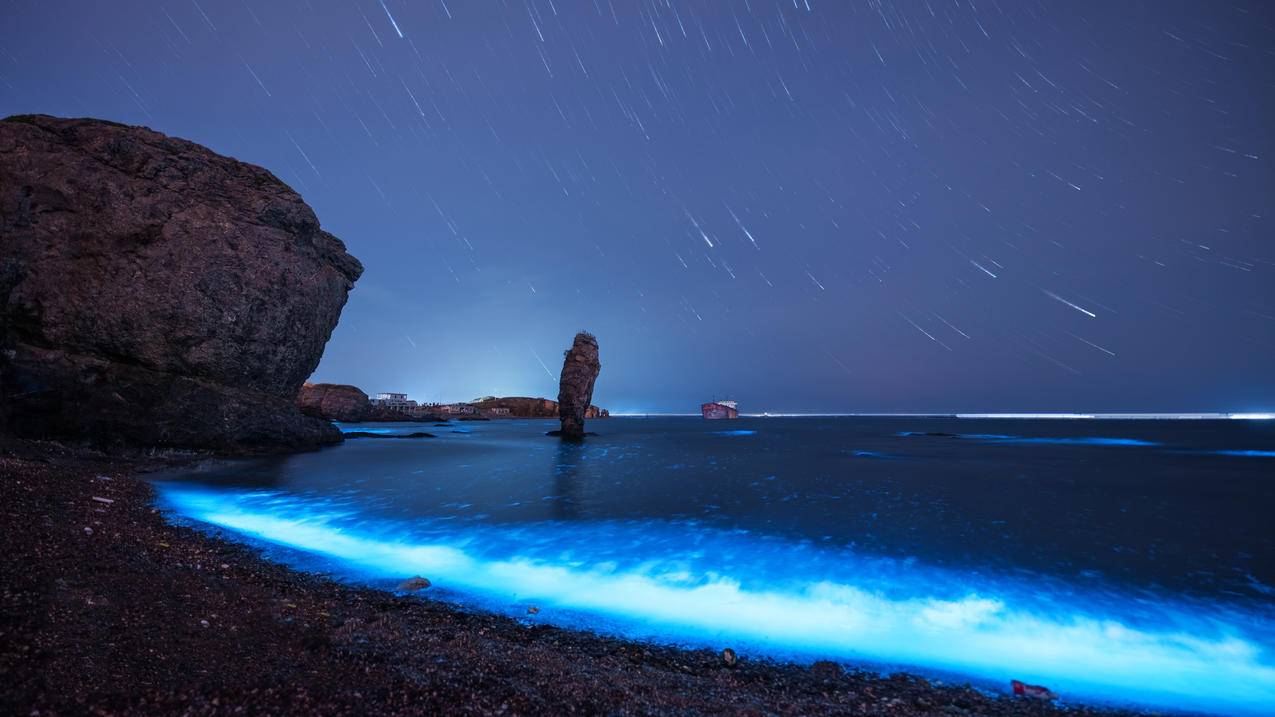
[3,1,1273,414]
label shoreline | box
[1,438,1159,716]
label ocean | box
[152,417,1275,715]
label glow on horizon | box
[156,485,1275,716]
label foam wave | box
[157,485,1275,715]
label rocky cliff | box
[297,383,374,423]
[0,115,362,450]
[557,332,601,439]
[472,396,559,418]
[297,383,431,422]
[472,396,609,419]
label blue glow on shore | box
[333,424,398,434]
[983,436,1160,447]
[898,432,1159,447]
[853,450,900,459]
[156,484,1275,716]
[711,429,758,436]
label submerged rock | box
[0,115,362,450]
[556,332,601,440]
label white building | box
[370,392,418,412]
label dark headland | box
[0,117,1152,716]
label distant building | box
[370,392,417,413]
[484,407,512,417]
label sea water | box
[152,417,1275,714]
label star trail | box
[3,1,1272,413]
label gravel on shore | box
[0,438,1159,716]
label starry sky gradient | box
[2,1,1273,413]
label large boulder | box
[556,332,601,440]
[297,383,373,422]
[0,115,362,450]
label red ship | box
[701,400,739,419]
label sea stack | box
[556,332,601,440]
[0,115,362,450]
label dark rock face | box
[556,332,601,440]
[0,115,362,450]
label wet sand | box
[0,438,1156,716]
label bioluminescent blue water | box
[153,417,1275,715]
[984,436,1160,446]
[334,424,398,434]
[898,431,1160,446]
[1217,450,1275,458]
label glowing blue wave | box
[156,485,1275,715]
[333,424,399,434]
[1216,450,1275,458]
[899,432,1160,447]
[983,436,1160,446]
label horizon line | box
[606,412,1275,420]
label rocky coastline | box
[0,115,1154,716]
[0,437,1153,717]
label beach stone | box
[397,576,431,591]
[721,647,738,668]
[0,115,362,450]
[811,660,844,679]
[556,332,601,440]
